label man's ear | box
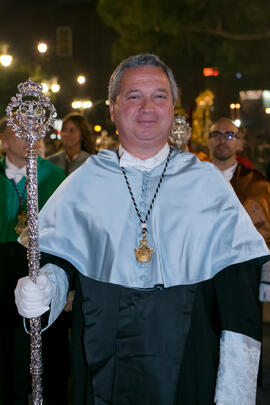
[109,101,115,123]
[237,138,245,153]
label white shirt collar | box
[216,162,238,182]
[119,143,170,171]
[5,156,26,183]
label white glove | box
[15,274,53,318]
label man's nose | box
[217,135,227,143]
[141,97,155,111]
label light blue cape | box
[21,149,269,288]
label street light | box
[71,99,93,114]
[77,75,86,85]
[49,77,61,93]
[230,102,241,121]
[37,42,48,53]
[82,100,92,109]
[94,125,102,132]
[41,78,60,94]
[0,45,13,67]
[233,119,241,127]
[51,83,60,93]
[71,100,82,109]
[0,54,12,66]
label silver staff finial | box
[169,115,192,150]
[6,78,57,143]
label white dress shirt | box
[5,156,26,183]
[119,143,170,171]
[216,162,238,182]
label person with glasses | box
[207,118,244,175]
[207,117,270,301]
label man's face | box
[0,126,28,161]
[109,66,174,154]
[207,119,242,161]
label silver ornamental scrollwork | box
[169,115,192,149]
[6,78,56,143]
[6,78,57,405]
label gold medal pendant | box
[119,147,172,264]
[15,210,28,235]
[135,231,153,263]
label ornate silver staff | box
[6,79,57,405]
[168,115,192,150]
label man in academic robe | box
[15,54,269,405]
[0,117,67,405]
[207,117,270,301]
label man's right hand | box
[15,274,53,318]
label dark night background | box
[1,3,270,404]
[0,0,270,168]
[0,0,115,124]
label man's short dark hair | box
[108,54,178,103]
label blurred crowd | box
[1,106,270,405]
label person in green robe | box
[0,116,67,405]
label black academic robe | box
[41,253,265,405]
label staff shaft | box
[26,143,43,405]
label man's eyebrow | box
[125,89,141,94]
[125,88,169,94]
[155,88,169,93]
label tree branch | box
[182,25,270,40]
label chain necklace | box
[11,179,28,235]
[119,146,172,263]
